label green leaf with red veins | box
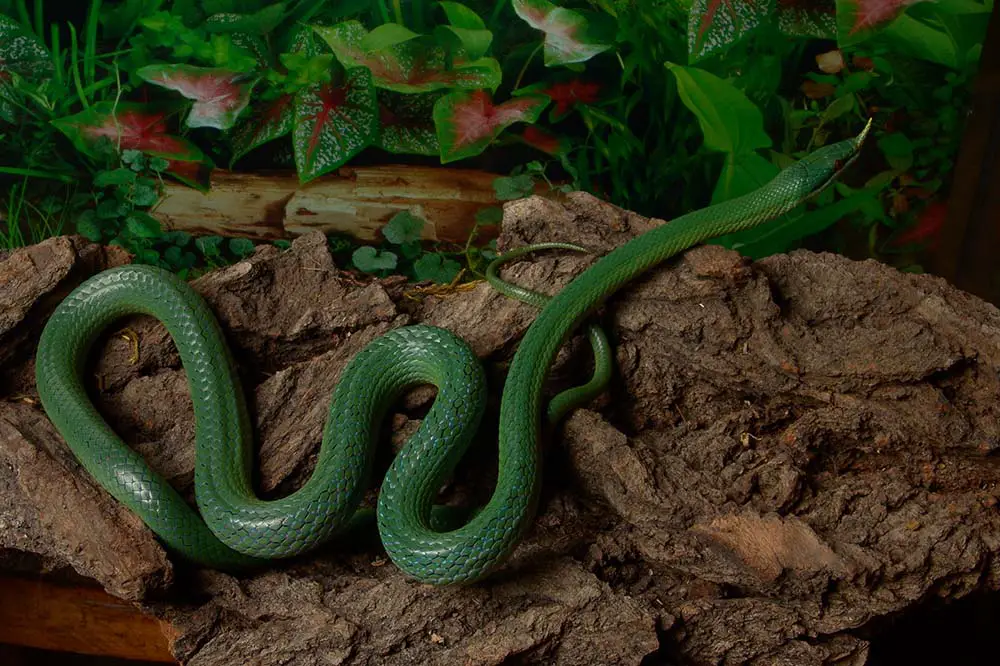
[136,65,259,130]
[511,0,612,66]
[836,0,930,45]
[377,89,441,155]
[313,21,501,93]
[433,90,549,163]
[293,67,378,183]
[686,0,774,63]
[51,102,205,161]
[777,0,836,38]
[229,93,295,165]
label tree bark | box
[2,192,999,665]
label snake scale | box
[34,121,870,584]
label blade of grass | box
[488,0,509,32]
[85,0,101,88]
[0,166,75,182]
[67,23,90,109]
[16,0,31,31]
[50,23,63,86]
[33,0,44,43]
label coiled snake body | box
[35,122,869,584]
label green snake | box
[34,121,870,585]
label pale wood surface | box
[153,165,521,244]
[0,575,176,663]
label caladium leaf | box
[203,4,287,35]
[51,102,205,161]
[0,14,53,121]
[162,158,213,192]
[777,0,837,38]
[229,93,295,164]
[687,0,773,62]
[377,89,441,155]
[514,78,601,121]
[137,65,259,130]
[313,21,501,93]
[519,125,570,155]
[836,0,931,45]
[433,90,549,163]
[512,0,612,66]
[293,67,378,183]
[0,14,53,79]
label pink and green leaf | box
[313,21,501,93]
[136,65,259,130]
[777,0,837,38]
[518,125,570,155]
[376,89,441,155]
[159,158,214,192]
[51,102,205,161]
[835,0,931,45]
[293,67,378,183]
[433,90,549,163]
[514,78,601,120]
[687,0,772,62]
[229,93,295,165]
[512,0,612,66]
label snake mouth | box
[814,118,873,194]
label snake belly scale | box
[34,121,870,584]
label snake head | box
[775,118,873,202]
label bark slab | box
[1,193,999,665]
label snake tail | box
[486,243,615,426]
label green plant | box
[0,0,989,283]
[326,209,498,283]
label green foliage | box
[0,0,988,283]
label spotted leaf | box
[377,89,441,155]
[512,0,612,66]
[203,4,288,35]
[313,21,501,93]
[433,90,549,163]
[229,93,295,165]
[777,0,837,38]
[0,14,53,80]
[836,0,932,44]
[687,0,774,62]
[137,65,259,130]
[293,67,378,183]
[0,14,53,122]
[51,102,205,161]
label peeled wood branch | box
[152,165,527,244]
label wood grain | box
[154,165,531,244]
[0,575,176,663]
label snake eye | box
[833,158,844,171]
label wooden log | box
[153,165,528,245]
[0,575,176,663]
